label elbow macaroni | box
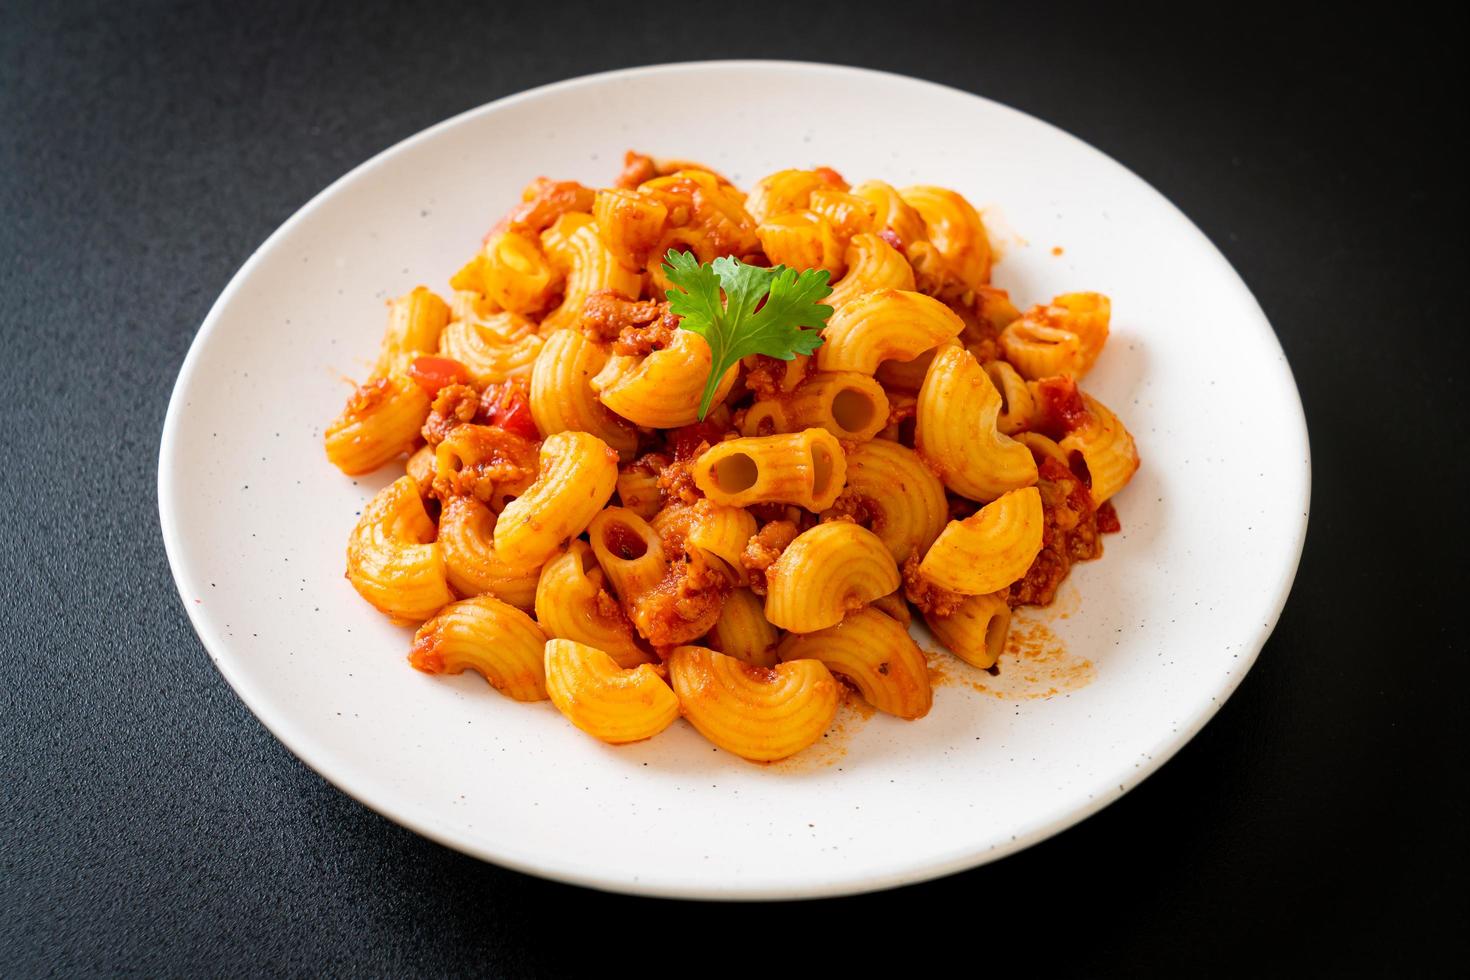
[591,328,738,428]
[437,312,544,385]
[1000,293,1112,379]
[652,500,757,585]
[472,231,562,315]
[372,286,451,378]
[706,587,780,667]
[817,288,965,375]
[692,429,847,512]
[594,188,669,270]
[764,522,900,633]
[983,360,1036,435]
[588,507,669,606]
[919,487,1045,595]
[534,541,649,668]
[433,423,538,511]
[915,345,1038,501]
[826,233,915,309]
[346,476,452,623]
[530,328,638,457]
[667,646,840,762]
[926,592,1011,670]
[437,496,542,610]
[538,215,641,333]
[874,338,958,393]
[325,375,431,476]
[777,607,932,719]
[851,180,929,248]
[780,371,891,443]
[756,210,844,277]
[745,169,831,223]
[1059,392,1139,503]
[824,439,948,563]
[615,461,664,520]
[589,506,724,646]
[807,188,876,244]
[494,431,619,567]
[408,595,548,701]
[899,185,992,290]
[544,639,679,743]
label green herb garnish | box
[661,250,833,421]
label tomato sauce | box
[408,355,470,396]
[1031,375,1090,440]
[1007,457,1103,608]
[488,178,596,239]
[479,381,539,442]
[602,521,649,561]
[666,418,729,461]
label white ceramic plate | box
[159,61,1309,899]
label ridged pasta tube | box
[408,595,547,701]
[915,345,1037,501]
[544,639,679,743]
[763,522,900,632]
[345,476,451,623]
[494,431,619,567]
[667,646,840,762]
[777,607,932,719]
[919,487,1044,595]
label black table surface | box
[2,2,1464,975]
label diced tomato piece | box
[1096,500,1121,534]
[408,356,470,396]
[480,381,540,441]
[1032,376,1090,439]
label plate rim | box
[157,58,1312,900]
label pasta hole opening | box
[575,544,600,576]
[602,521,650,561]
[498,238,539,275]
[831,388,876,434]
[712,453,759,494]
[987,373,1010,414]
[706,554,741,584]
[810,444,835,496]
[1032,324,1064,347]
[748,405,781,437]
[984,612,1009,664]
[1068,450,1092,490]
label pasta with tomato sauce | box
[325,150,1140,762]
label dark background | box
[2,1,1465,975]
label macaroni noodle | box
[544,638,679,743]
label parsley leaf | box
[662,250,833,420]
